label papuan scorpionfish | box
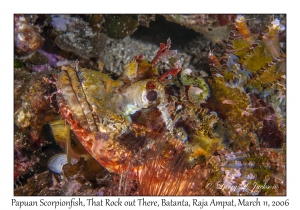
[51,15,286,196]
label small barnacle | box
[176,68,210,104]
[187,86,204,105]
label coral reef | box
[163,14,234,44]
[205,16,286,149]
[14,14,286,196]
[51,15,108,59]
[14,15,45,56]
[14,69,56,140]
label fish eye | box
[146,90,157,101]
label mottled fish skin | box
[55,26,286,195]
